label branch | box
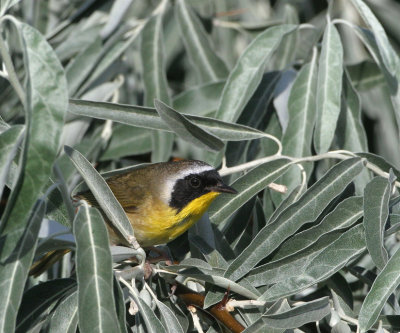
[173,283,245,333]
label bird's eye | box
[189,176,201,188]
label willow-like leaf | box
[359,246,400,332]
[0,21,67,333]
[216,24,297,123]
[364,176,390,270]
[64,146,135,246]
[74,204,121,333]
[314,22,343,153]
[225,158,364,281]
[154,99,224,151]
[175,0,228,82]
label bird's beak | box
[210,182,238,194]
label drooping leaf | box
[46,291,78,333]
[350,0,399,77]
[175,0,228,83]
[74,204,121,333]
[64,146,135,246]
[0,20,68,333]
[280,48,318,194]
[314,22,344,153]
[154,296,185,333]
[359,246,400,332]
[272,4,299,70]
[363,176,390,270]
[68,99,268,141]
[140,10,174,162]
[0,199,46,333]
[127,285,166,333]
[16,279,76,333]
[216,24,297,123]
[347,61,385,91]
[66,36,102,96]
[154,99,224,151]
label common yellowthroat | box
[76,159,237,247]
[30,160,236,276]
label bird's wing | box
[74,174,147,213]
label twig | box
[173,283,245,333]
[188,306,204,333]
[225,299,265,311]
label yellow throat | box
[131,191,220,247]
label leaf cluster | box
[1,0,400,332]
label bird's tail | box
[29,249,72,277]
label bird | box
[75,159,237,247]
[30,160,236,275]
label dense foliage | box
[1,0,400,332]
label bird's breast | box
[126,192,220,247]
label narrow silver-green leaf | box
[350,0,400,137]
[0,21,67,333]
[339,71,368,152]
[0,125,24,199]
[154,99,224,151]
[314,22,343,153]
[175,0,228,82]
[140,11,174,162]
[339,70,372,194]
[347,61,385,91]
[243,299,290,333]
[66,36,102,96]
[282,49,318,159]
[225,158,364,281]
[0,200,45,333]
[69,99,267,141]
[359,246,400,332]
[280,48,318,194]
[246,231,343,287]
[49,291,78,333]
[259,224,366,301]
[155,299,185,333]
[350,0,399,75]
[209,158,292,225]
[273,4,299,70]
[262,297,330,329]
[64,146,135,245]
[128,286,166,332]
[113,277,128,333]
[47,291,78,333]
[16,278,76,333]
[173,81,225,116]
[216,24,297,123]
[271,196,363,261]
[363,176,390,270]
[78,26,142,95]
[175,267,259,299]
[1,20,68,237]
[74,204,121,333]
[100,125,152,161]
